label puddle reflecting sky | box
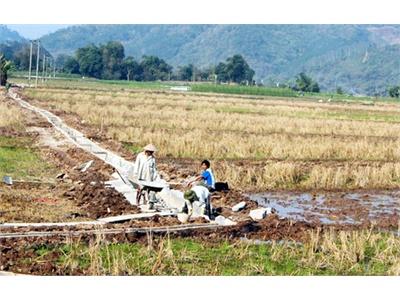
[249,191,400,225]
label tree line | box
[56,41,255,84]
[0,39,322,91]
[0,40,256,84]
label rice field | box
[0,101,25,128]
[191,84,298,97]
[21,85,400,191]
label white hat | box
[143,144,157,152]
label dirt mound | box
[66,172,139,219]
[40,144,139,220]
[211,190,258,220]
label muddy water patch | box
[249,191,400,225]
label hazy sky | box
[6,24,72,39]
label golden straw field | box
[0,101,24,128]
[22,87,400,191]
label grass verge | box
[15,229,400,275]
[0,136,56,180]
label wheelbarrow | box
[128,178,168,207]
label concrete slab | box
[214,215,237,226]
[0,220,105,228]
[97,211,177,223]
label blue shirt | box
[201,168,215,189]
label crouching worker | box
[183,185,212,218]
[191,160,215,191]
[130,143,161,209]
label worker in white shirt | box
[131,143,160,182]
[183,184,212,217]
[130,143,160,209]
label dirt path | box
[1,90,140,223]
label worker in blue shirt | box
[191,160,215,191]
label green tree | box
[199,67,213,81]
[215,54,255,84]
[100,41,125,80]
[123,56,142,81]
[76,44,103,78]
[294,72,320,93]
[55,54,70,71]
[336,86,344,94]
[0,54,12,86]
[12,45,31,70]
[140,55,172,81]
[388,86,400,98]
[177,64,194,81]
[226,54,255,84]
[215,62,228,82]
[63,56,80,74]
[310,81,320,93]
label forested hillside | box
[3,24,400,94]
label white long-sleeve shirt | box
[191,185,210,205]
[131,152,160,182]
[186,185,211,217]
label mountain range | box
[2,24,400,95]
[0,25,25,43]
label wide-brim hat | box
[143,144,157,152]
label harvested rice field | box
[0,82,399,276]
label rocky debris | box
[63,212,84,219]
[232,201,246,212]
[211,190,258,219]
[214,215,237,226]
[177,213,189,223]
[56,173,67,179]
[74,160,93,172]
[249,208,272,221]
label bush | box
[388,86,400,98]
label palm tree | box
[0,54,12,86]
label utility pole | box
[42,54,46,83]
[47,58,50,79]
[48,59,51,79]
[28,41,33,84]
[35,40,40,87]
[47,59,50,79]
[53,58,56,78]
